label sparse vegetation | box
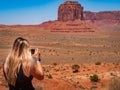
[53,62,57,66]
[1,21,120,90]
[90,74,99,82]
[46,74,53,79]
[71,64,80,73]
[95,62,101,65]
[44,69,49,72]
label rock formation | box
[58,1,83,21]
[58,1,120,21]
[84,11,120,20]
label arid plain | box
[0,20,120,90]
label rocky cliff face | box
[58,1,83,21]
[58,1,120,21]
[84,11,120,20]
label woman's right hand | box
[33,48,41,58]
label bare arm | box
[30,48,44,80]
[30,61,44,80]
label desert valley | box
[0,1,120,90]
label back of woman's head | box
[4,37,34,85]
[12,37,30,57]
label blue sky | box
[0,0,120,25]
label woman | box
[3,37,44,90]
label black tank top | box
[9,64,35,90]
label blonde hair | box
[4,37,34,86]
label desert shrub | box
[53,62,57,66]
[90,74,99,82]
[46,74,53,79]
[44,68,49,72]
[108,77,120,90]
[95,62,101,65]
[71,64,80,73]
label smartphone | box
[31,49,35,55]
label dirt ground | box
[0,25,120,64]
[0,23,120,90]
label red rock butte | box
[58,1,83,21]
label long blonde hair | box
[4,37,34,86]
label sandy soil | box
[0,27,120,64]
[0,21,120,90]
[0,63,120,90]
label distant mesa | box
[0,0,120,31]
[40,1,120,33]
[84,11,120,20]
[58,1,83,21]
[58,1,120,21]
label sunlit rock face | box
[58,1,83,21]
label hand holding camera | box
[31,48,41,61]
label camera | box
[31,49,35,54]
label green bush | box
[90,74,99,82]
[71,64,80,73]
